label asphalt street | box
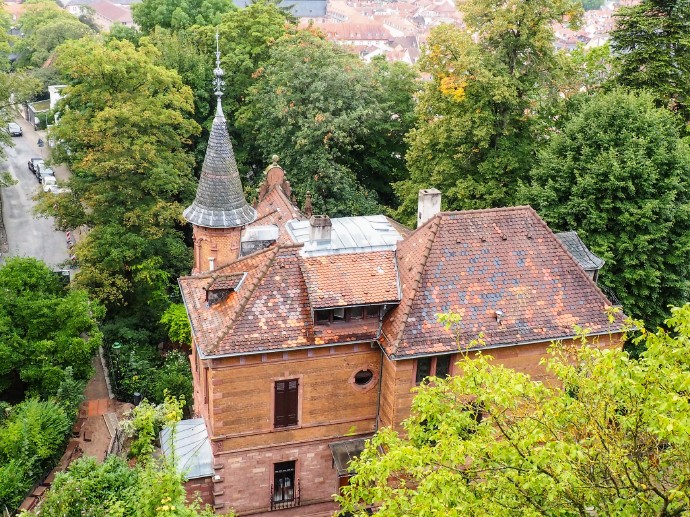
[0,116,69,268]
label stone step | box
[103,412,119,438]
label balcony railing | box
[270,479,300,511]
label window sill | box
[273,424,301,432]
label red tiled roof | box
[207,273,245,291]
[180,245,386,357]
[251,184,304,244]
[380,207,626,358]
[300,251,401,309]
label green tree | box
[38,38,199,326]
[397,0,581,225]
[340,305,690,515]
[16,1,94,67]
[610,0,690,121]
[132,0,234,33]
[36,455,219,516]
[160,303,191,345]
[0,399,70,512]
[526,90,690,327]
[238,30,417,215]
[581,0,604,10]
[0,257,103,398]
[181,2,295,169]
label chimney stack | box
[309,215,332,242]
[417,188,442,228]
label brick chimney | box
[309,215,332,242]
[417,188,442,228]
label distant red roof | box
[91,0,132,23]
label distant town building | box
[233,0,327,17]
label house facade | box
[172,60,626,516]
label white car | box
[7,123,22,136]
[42,176,70,194]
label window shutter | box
[274,379,299,428]
[286,380,298,426]
[274,381,286,427]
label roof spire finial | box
[213,31,224,103]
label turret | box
[184,33,257,273]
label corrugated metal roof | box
[286,215,403,257]
[160,419,214,480]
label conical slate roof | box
[183,101,257,228]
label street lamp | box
[111,341,121,395]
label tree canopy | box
[395,0,581,225]
[237,30,418,215]
[38,38,198,327]
[36,452,218,516]
[132,0,234,33]
[16,1,94,68]
[526,90,690,327]
[0,399,72,512]
[0,257,103,399]
[610,0,690,122]
[340,304,690,515]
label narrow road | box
[0,116,69,267]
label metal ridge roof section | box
[286,215,404,257]
[555,231,605,271]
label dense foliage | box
[133,0,234,33]
[36,455,217,516]
[109,343,192,406]
[37,394,217,516]
[340,305,690,515]
[396,0,581,224]
[610,0,690,122]
[0,257,102,399]
[39,38,198,326]
[0,399,72,512]
[238,30,418,215]
[527,90,690,327]
[16,0,94,68]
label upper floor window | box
[415,354,454,384]
[274,379,298,428]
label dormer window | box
[313,305,382,325]
[205,272,246,306]
[315,310,331,323]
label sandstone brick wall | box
[185,476,214,507]
[193,225,243,273]
[213,438,351,516]
[207,344,381,447]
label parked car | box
[42,176,69,194]
[36,164,54,183]
[28,157,44,174]
[7,122,22,136]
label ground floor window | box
[272,461,299,510]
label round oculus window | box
[354,369,374,386]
